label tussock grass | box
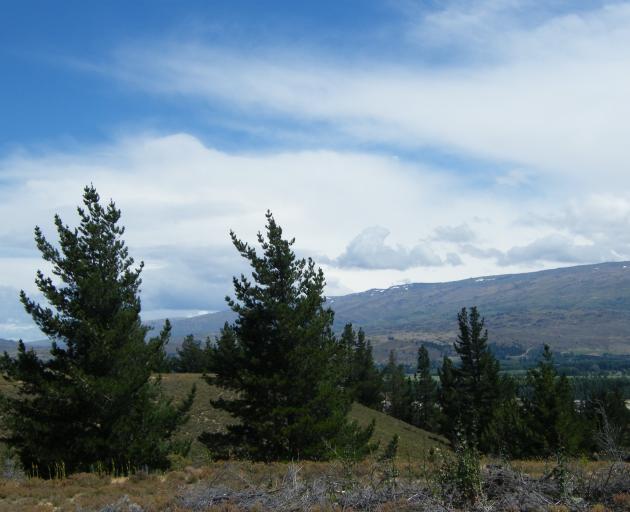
[0,454,627,511]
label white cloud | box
[462,231,627,267]
[103,2,630,187]
[501,234,613,266]
[495,169,532,187]
[3,133,507,331]
[1,129,630,340]
[445,252,464,266]
[4,1,630,337]
[330,226,444,270]
[432,223,477,243]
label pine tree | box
[523,345,583,456]
[0,186,194,475]
[341,324,382,408]
[173,334,212,373]
[485,374,528,458]
[339,323,358,391]
[582,383,630,450]
[200,212,373,461]
[412,345,439,431]
[152,319,174,373]
[381,350,412,422]
[438,355,460,440]
[353,328,383,408]
[451,307,501,450]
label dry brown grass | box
[0,460,412,511]
[612,492,630,510]
[0,458,628,511]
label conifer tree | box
[0,186,194,475]
[452,307,501,449]
[341,324,382,408]
[152,319,174,373]
[582,384,630,450]
[485,374,528,458]
[523,345,582,456]
[200,212,373,460]
[173,334,212,373]
[438,355,460,439]
[412,345,439,431]
[339,323,358,390]
[381,350,412,422]
[353,328,383,408]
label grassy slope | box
[160,373,448,463]
[0,373,447,510]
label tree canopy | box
[200,211,374,461]
[0,186,193,475]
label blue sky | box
[2,1,630,339]
[1,1,400,150]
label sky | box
[2,0,630,340]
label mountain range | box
[0,338,17,352]
[151,261,630,363]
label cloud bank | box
[105,2,630,185]
[3,2,630,338]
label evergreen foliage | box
[523,345,584,456]
[339,324,358,392]
[0,186,194,475]
[452,307,501,449]
[381,350,412,422]
[378,433,399,462]
[437,307,524,454]
[485,374,528,458]
[355,334,383,408]
[582,384,630,450]
[340,323,382,408]
[151,319,174,373]
[200,211,373,461]
[173,335,212,373]
[412,345,439,432]
[438,355,460,438]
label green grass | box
[348,402,448,460]
[160,373,448,463]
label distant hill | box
[154,261,630,362]
[0,339,57,358]
[0,338,17,353]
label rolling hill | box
[160,373,448,463]
[0,338,16,352]
[153,261,630,362]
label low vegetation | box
[1,372,627,510]
[0,372,628,510]
[0,449,628,510]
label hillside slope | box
[0,338,16,352]
[155,261,630,359]
[160,373,447,463]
